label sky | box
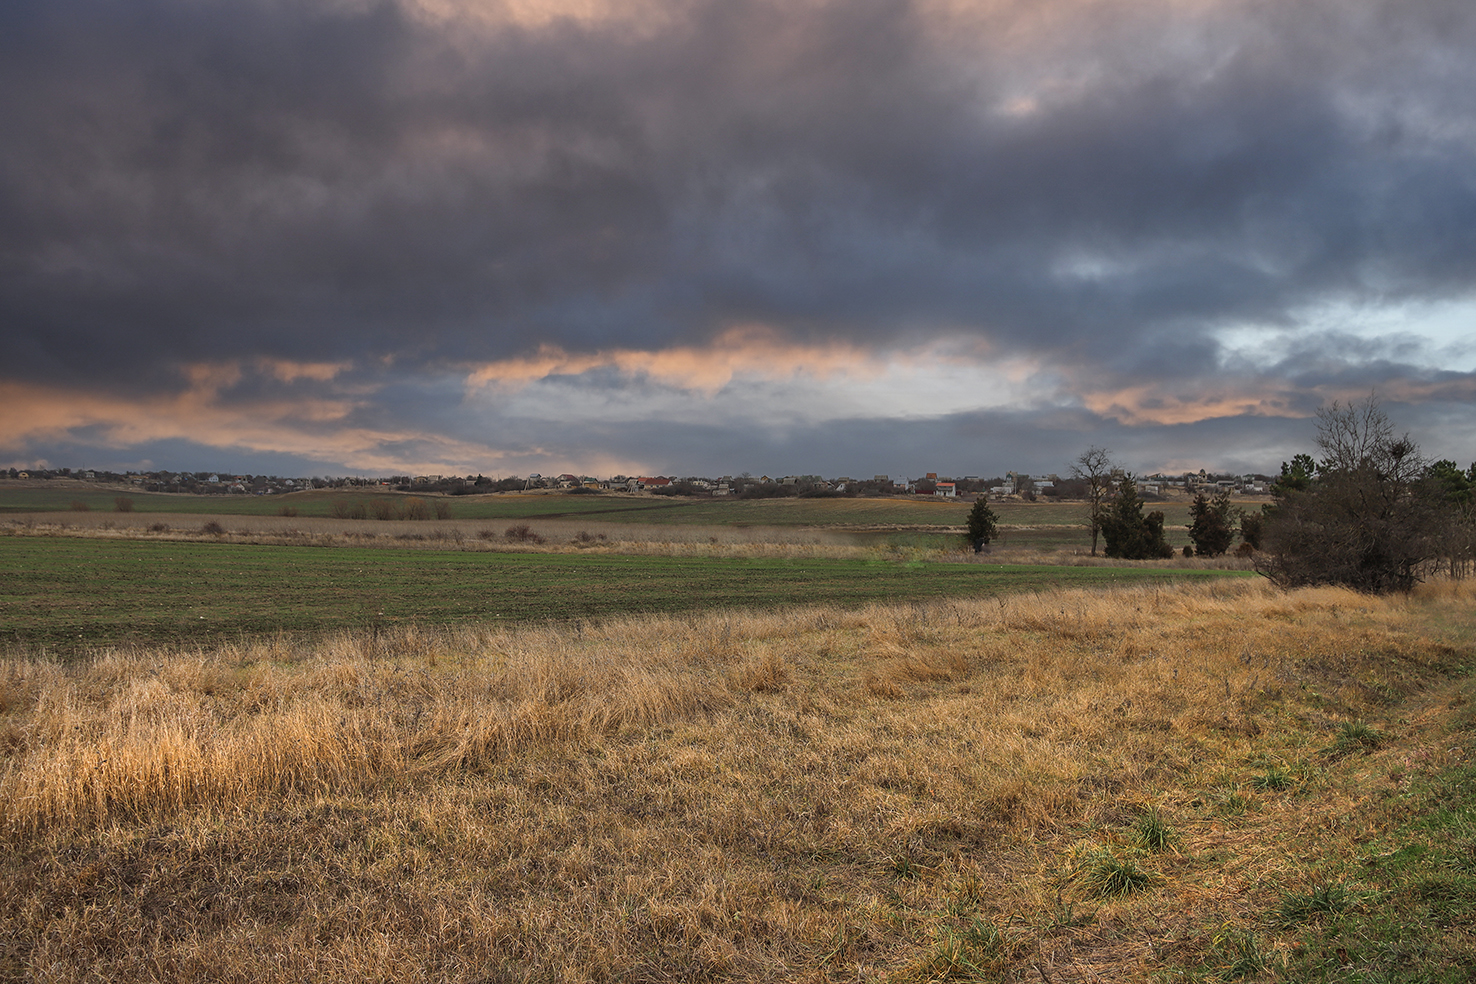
[3,0,1475,480]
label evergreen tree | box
[1238,511,1264,551]
[1101,477,1174,559]
[1188,489,1235,556]
[965,498,999,552]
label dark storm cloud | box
[4,0,1476,483]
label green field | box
[0,484,979,524]
[0,482,1221,556]
[0,536,1251,654]
[0,485,685,520]
[0,483,1206,530]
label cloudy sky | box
[3,0,1474,480]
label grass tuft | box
[1251,765,1294,791]
[1074,846,1160,899]
[1328,720,1389,757]
[1276,881,1357,926]
[1133,806,1177,851]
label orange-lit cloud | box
[2,374,349,451]
[463,325,884,393]
[403,0,685,33]
[3,366,433,474]
[1076,371,1476,428]
[1078,383,1305,427]
[0,360,657,476]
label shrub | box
[69,500,90,512]
[370,500,399,521]
[402,497,429,521]
[113,497,134,513]
[148,523,169,533]
[201,521,225,536]
[1260,397,1444,593]
[332,500,369,520]
[505,524,546,544]
[432,500,453,520]
[278,506,298,517]
[649,481,707,497]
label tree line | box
[1052,399,1474,592]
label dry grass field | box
[3,579,1475,982]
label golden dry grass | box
[2,579,1473,982]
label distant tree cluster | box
[649,481,708,497]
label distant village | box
[3,466,1275,500]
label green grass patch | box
[1274,687,1476,981]
[0,535,1251,655]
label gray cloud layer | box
[3,0,1475,473]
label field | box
[3,580,1475,982]
[0,535,1247,654]
[3,483,1473,982]
[0,480,1218,554]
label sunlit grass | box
[2,578,1473,981]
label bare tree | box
[1260,396,1441,592]
[1071,446,1117,556]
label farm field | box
[0,535,1249,654]
[10,484,1441,983]
[0,481,1226,554]
[0,480,1208,526]
[2,579,1474,982]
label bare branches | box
[1072,446,1118,557]
[1261,397,1440,592]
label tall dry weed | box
[4,578,1473,982]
